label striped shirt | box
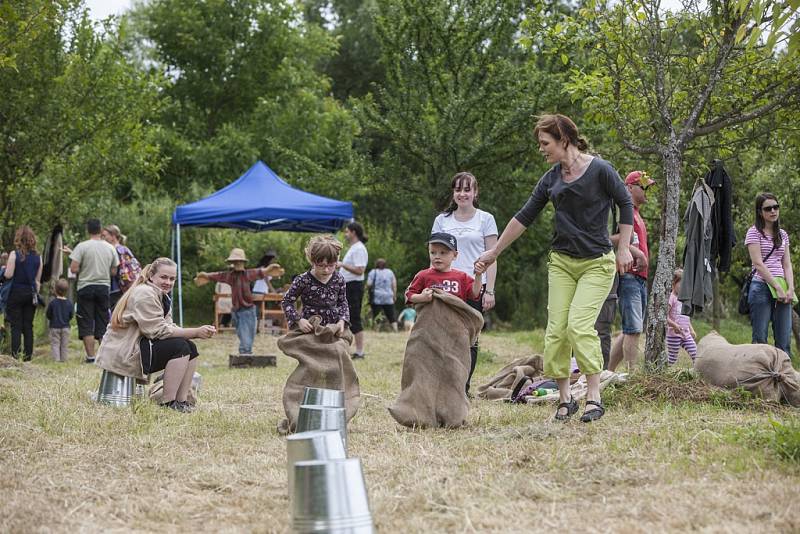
[744,226,788,282]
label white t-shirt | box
[432,209,498,275]
[340,241,368,282]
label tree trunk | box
[644,148,683,368]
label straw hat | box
[226,248,248,263]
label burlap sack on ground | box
[695,331,800,406]
[278,316,360,430]
[388,289,484,428]
[476,355,544,400]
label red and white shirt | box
[405,268,475,303]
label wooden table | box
[252,293,288,334]
[213,293,288,334]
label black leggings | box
[465,288,485,393]
[6,287,36,359]
[140,337,198,375]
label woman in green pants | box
[475,114,633,422]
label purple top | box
[281,271,350,328]
[744,226,789,282]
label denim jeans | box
[619,273,647,334]
[233,305,257,354]
[748,280,792,356]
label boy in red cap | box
[610,171,655,372]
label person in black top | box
[475,114,634,423]
[46,279,74,362]
[3,226,43,361]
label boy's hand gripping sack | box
[389,289,484,428]
[278,316,361,431]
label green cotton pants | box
[544,250,617,379]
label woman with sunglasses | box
[745,193,795,355]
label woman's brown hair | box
[443,172,479,215]
[13,226,37,260]
[111,257,175,329]
[534,114,590,152]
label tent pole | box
[176,223,183,327]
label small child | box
[46,279,74,362]
[397,307,417,332]
[195,248,267,354]
[405,232,482,304]
[281,235,349,335]
[666,268,697,365]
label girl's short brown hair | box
[672,268,684,285]
[305,235,342,264]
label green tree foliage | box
[128,0,367,200]
[352,0,570,325]
[303,0,385,100]
[0,2,162,247]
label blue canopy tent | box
[171,161,354,324]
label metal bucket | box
[97,369,135,407]
[302,387,345,408]
[296,405,347,450]
[287,430,347,497]
[292,458,373,533]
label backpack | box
[117,246,142,292]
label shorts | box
[346,281,364,334]
[76,284,110,340]
[140,337,199,375]
[619,273,646,334]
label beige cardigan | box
[95,282,178,380]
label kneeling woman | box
[96,257,216,412]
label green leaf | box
[735,23,747,44]
[561,53,569,65]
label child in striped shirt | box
[666,269,696,365]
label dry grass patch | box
[1,330,798,532]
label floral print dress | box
[281,271,350,328]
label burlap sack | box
[695,331,800,406]
[278,316,360,430]
[476,355,544,400]
[388,289,484,428]
[148,374,198,406]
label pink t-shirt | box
[667,292,690,336]
[744,226,788,282]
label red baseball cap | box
[625,170,655,187]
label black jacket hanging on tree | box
[704,160,736,272]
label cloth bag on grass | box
[389,289,484,428]
[278,316,360,431]
[476,355,544,400]
[695,331,800,406]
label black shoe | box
[580,400,605,423]
[160,400,191,413]
[351,352,365,360]
[554,396,578,421]
[84,357,95,364]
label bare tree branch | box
[694,85,800,135]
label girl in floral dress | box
[281,235,350,335]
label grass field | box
[1,320,799,533]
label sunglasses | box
[632,171,653,191]
[762,204,780,212]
